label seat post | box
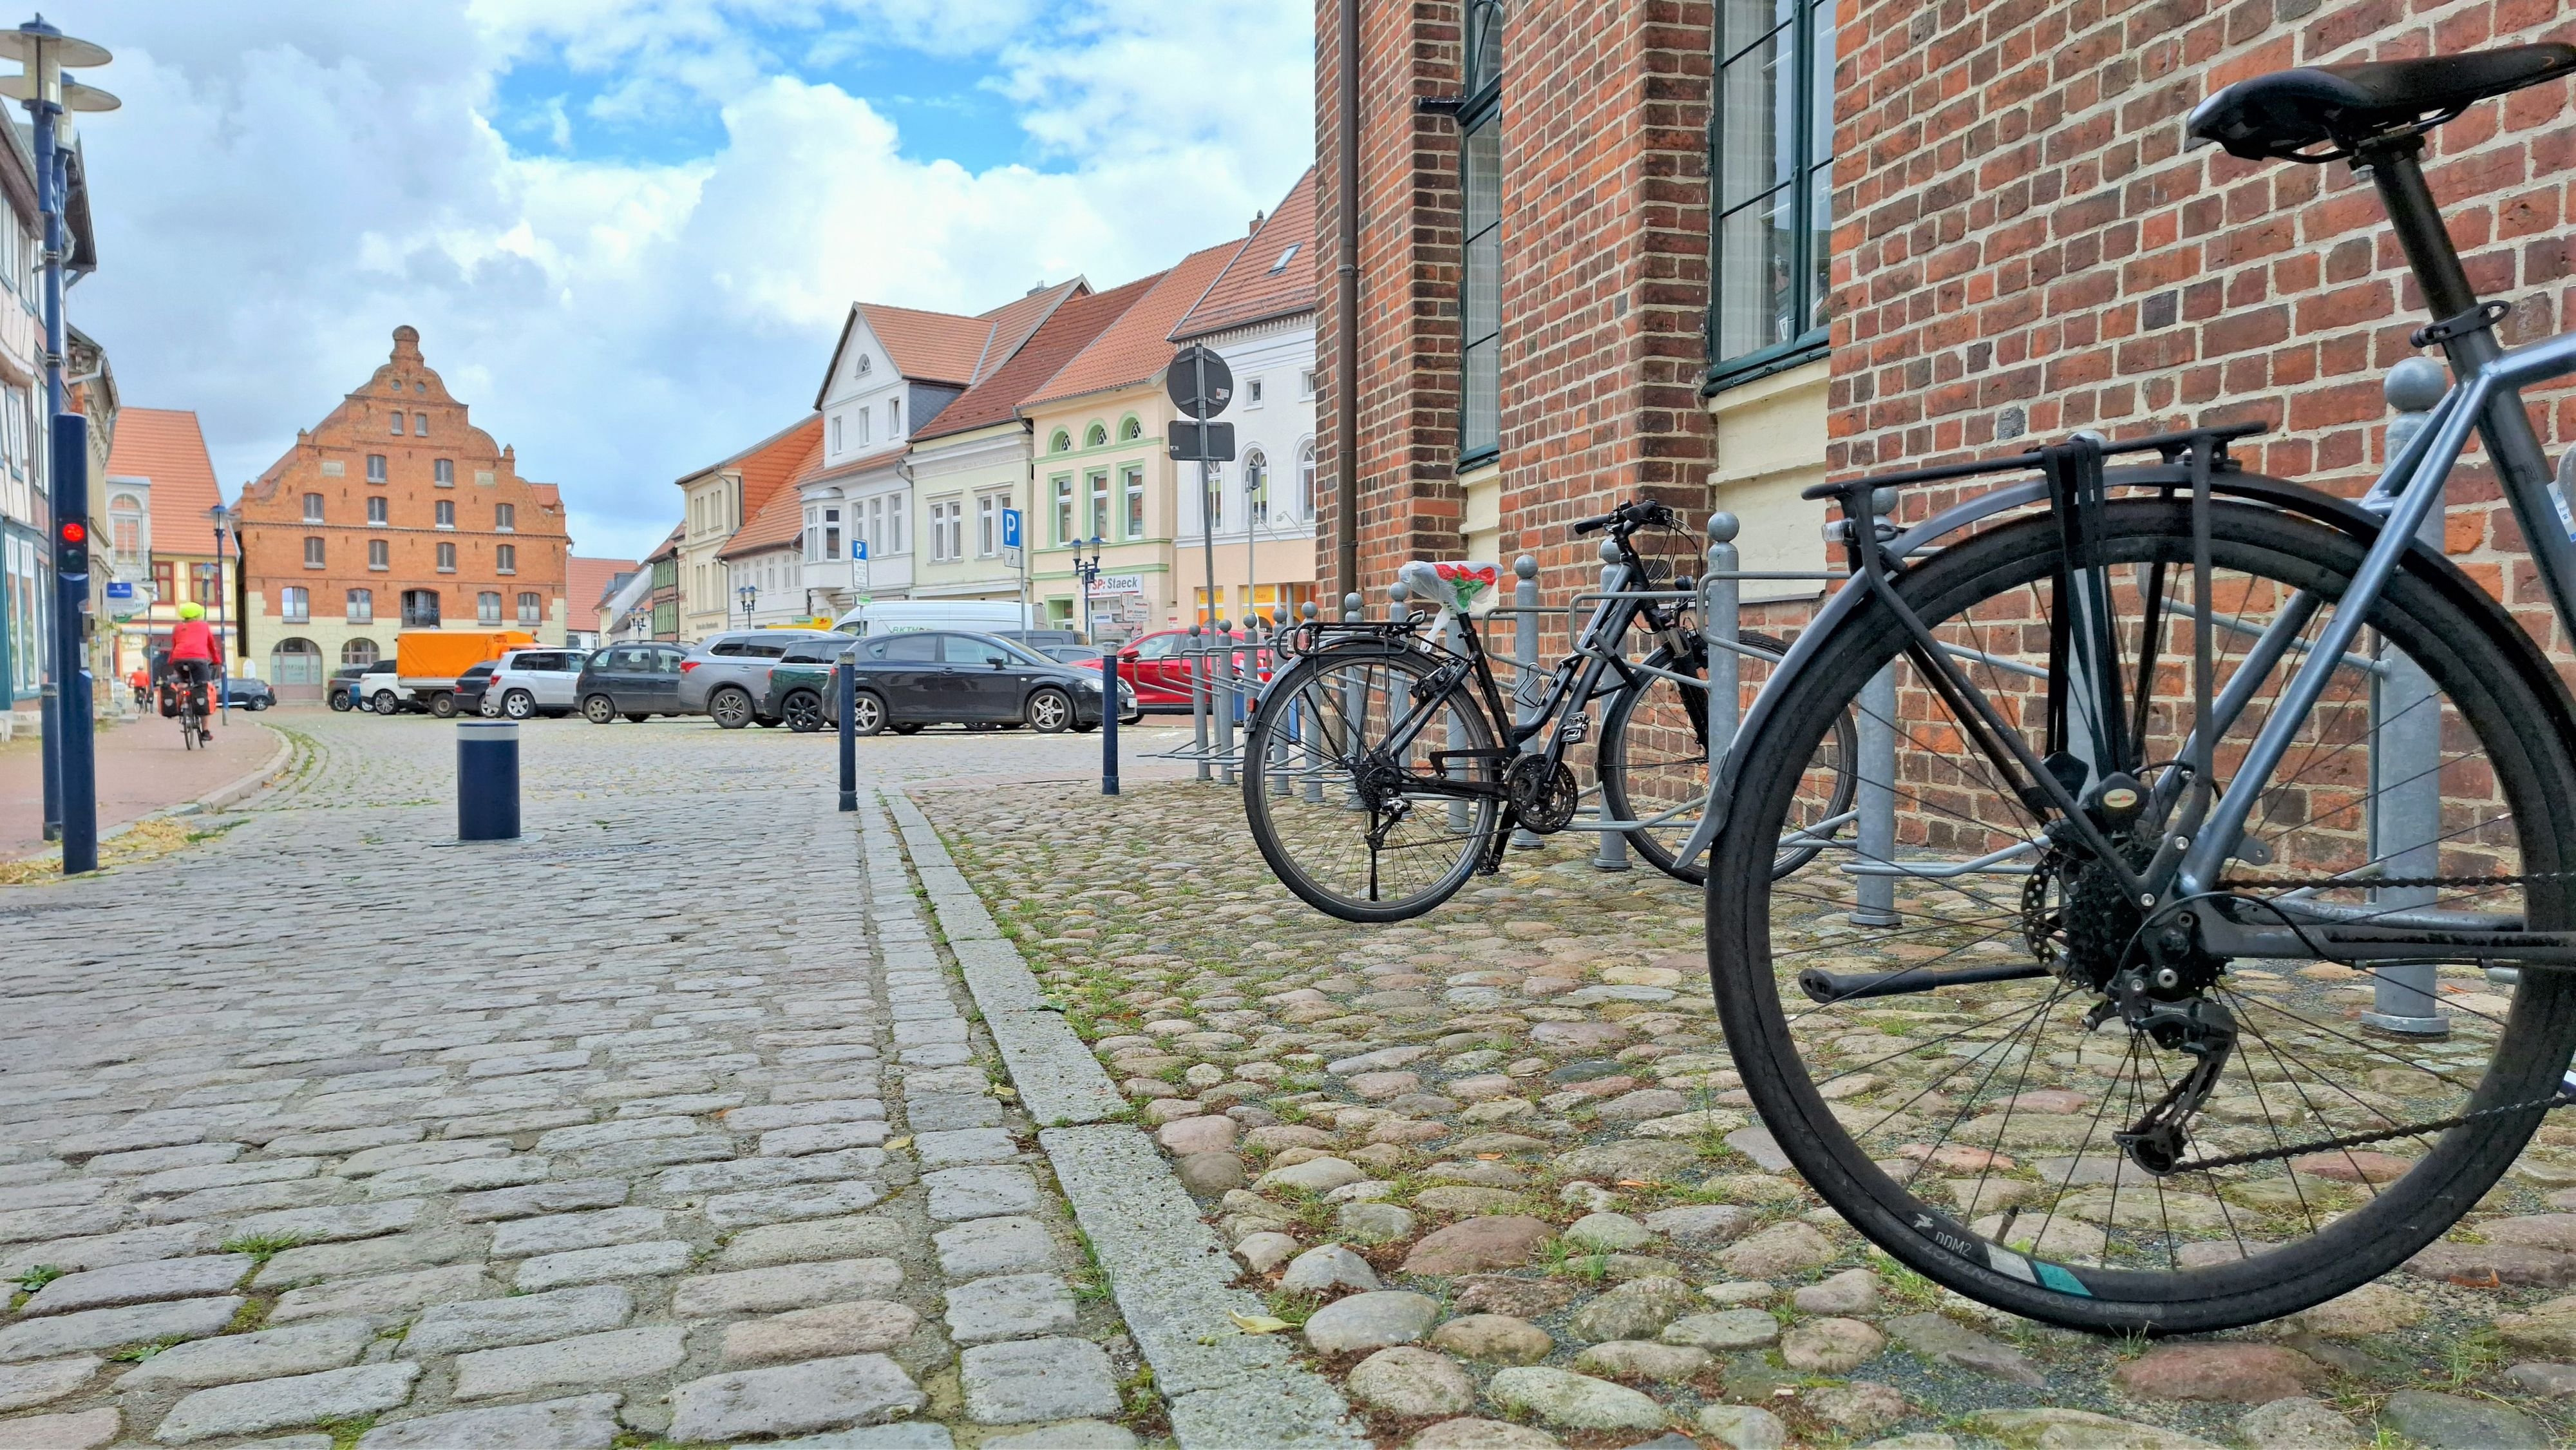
[2356,137,2576,630]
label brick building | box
[236,327,573,696]
[1316,0,2570,642]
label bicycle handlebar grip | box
[1573,516,1611,535]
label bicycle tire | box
[1707,499,2576,1334]
[1245,644,1501,922]
[1598,631,1858,884]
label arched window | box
[1296,441,1316,522]
[1049,430,1072,453]
[341,638,379,667]
[271,637,322,687]
[1084,423,1108,448]
[1243,449,1270,526]
[1118,417,1142,442]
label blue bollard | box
[457,720,520,841]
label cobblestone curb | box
[171,723,295,816]
[888,787,1369,1450]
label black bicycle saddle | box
[2188,42,2576,160]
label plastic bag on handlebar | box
[1397,558,1505,617]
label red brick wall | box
[239,327,570,636]
[1317,0,1720,619]
[1834,0,2576,659]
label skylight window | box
[1269,243,1300,275]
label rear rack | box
[1803,419,2269,502]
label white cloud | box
[51,0,1310,562]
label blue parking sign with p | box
[1001,508,1022,549]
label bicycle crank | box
[1504,756,1578,834]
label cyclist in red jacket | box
[167,602,221,725]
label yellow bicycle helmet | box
[177,602,205,620]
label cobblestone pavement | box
[0,711,1192,1449]
[922,776,2576,1450]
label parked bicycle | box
[1241,497,1856,921]
[1700,42,2576,1333]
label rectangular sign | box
[104,581,134,600]
[1085,574,1145,598]
[1001,508,1021,549]
[1165,420,1236,463]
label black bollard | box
[1101,648,1121,796]
[457,719,520,841]
[837,648,858,812]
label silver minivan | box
[681,629,834,729]
[486,648,591,720]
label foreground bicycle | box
[1705,43,2576,1333]
[1242,498,1856,921]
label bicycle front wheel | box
[1244,645,1501,922]
[1709,498,2576,1334]
[1599,632,1857,884]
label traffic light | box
[55,516,86,576]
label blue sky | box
[57,0,1314,563]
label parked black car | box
[770,630,1138,735]
[217,676,276,711]
[326,663,372,712]
[452,661,498,717]
[575,642,690,723]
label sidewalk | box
[0,704,281,858]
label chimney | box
[1028,280,1047,295]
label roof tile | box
[103,408,223,555]
[913,274,1159,444]
[1173,169,1318,341]
[1021,237,1249,410]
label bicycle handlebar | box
[1573,498,1678,539]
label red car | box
[1075,628,1278,710]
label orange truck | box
[390,629,534,717]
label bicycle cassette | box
[1506,756,1579,833]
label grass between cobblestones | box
[922,774,2576,1450]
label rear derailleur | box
[2087,948,2240,1178]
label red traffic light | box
[59,520,85,544]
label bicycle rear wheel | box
[1598,631,1857,884]
[1244,645,1501,922]
[1707,499,2576,1333]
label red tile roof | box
[567,555,638,631]
[913,275,1159,444]
[1173,169,1318,341]
[676,415,823,536]
[972,280,1086,380]
[855,304,991,386]
[104,407,223,555]
[717,483,806,560]
[1020,238,1249,410]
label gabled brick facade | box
[237,327,573,691]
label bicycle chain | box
[2157,873,2576,1172]
[2170,1087,2576,1175]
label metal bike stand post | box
[1845,493,1902,924]
[1215,620,1238,787]
[2364,356,2453,1034]
[1342,591,1367,810]
[1189,624,1210,782]
[1444,611,1472,832]
[1593,558,1632,872]
[1510,554,1544,849]
[1703,518,1742,819]
[1300,602,1326,804]
[1386,582,1411,756]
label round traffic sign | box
[1166,345,1235,420]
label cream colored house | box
[672,416,819,642]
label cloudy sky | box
[57,0,1314,562]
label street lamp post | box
[2,17,117,874]
[206,504,236,725]
[1070,535,1118,797]
[735,582,756,630]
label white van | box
[831,599,1031,638]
